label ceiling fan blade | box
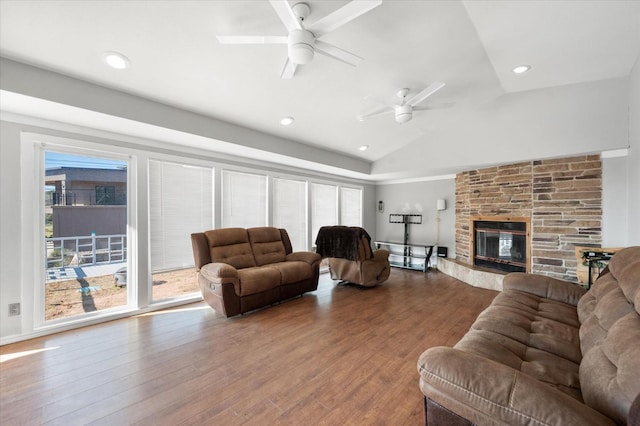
[412,102,455,111]
[307,0,382,38]
[269,0,302,32]
[280,58,297,79]
[405,82,446,107]
[216,35,287,45]
[357,106,394,121]
[315,40,363,67]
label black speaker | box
[437,246,448,258]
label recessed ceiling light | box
[103,51,130,70]
[280,116,295,126]
[359,145,369,151]
[512,65,531,74]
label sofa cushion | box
[473,291,582,362]
[267,261,313,285]
[236,266,281,296]
[248,227,287,266]
[205,228,256,269]
[454,290,583,401]
[577,246,640,424]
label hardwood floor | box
[0,269,497,425]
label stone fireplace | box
[471,216,530,273]
[455,155,602,282]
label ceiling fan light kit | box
[288,29,315,64]
[394,104,413,123]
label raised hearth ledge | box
[437,257,505,292]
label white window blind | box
[222,170,267,228]
[340,187,362,227]
[149,161,213,271]
[273,177,307,251]
[311,183,338,246]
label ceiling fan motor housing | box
[395,104,413,123]
[288,29,315,64]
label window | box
[95,185,115,205]
[149,161,213,301]
[311,183,338,246]
[273,177,307,251]
[340,187,362,227]
[43,150,129,322]
[222,170,267,228]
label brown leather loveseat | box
[417,246,640,425]
[191,227,321,317]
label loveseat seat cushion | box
[577,246,640,425]
[267,261,313,285]
[236,266,281,296]
[205,228,256,269]
[248,227,287,266]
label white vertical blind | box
[273,177,307,251]
[311,183,338,246]
[149,161,213,271]
[222,170,267,228]
[340,187,363,227]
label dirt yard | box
[45,268,198,320]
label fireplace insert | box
[473,220,527,273]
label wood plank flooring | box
[0,269,497,425]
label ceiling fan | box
[216,0,381,79]
[357,82,449,124]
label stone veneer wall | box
[455,155,602,281]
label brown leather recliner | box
[315,226,390,287]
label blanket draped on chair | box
[315,226,373,261]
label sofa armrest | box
[418,347,615,426]
[372,249,389,261]
[503,272,586,306]
[200,262,239,283]
[286,251,321,266]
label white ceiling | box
[1,0,639,180]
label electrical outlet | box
[8,303,20,317]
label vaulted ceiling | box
[1,1,639,181]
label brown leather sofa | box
[417,246,640,425]
[191,227,321,317]
[315,226,390,287]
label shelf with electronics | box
[375,214,433,272]
[374,200,447,272]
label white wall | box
[375,178,455,259]
[602,155,629,247]
[0,122,23,337]
[628,53,640,245]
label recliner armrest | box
[372,249,389,261]
[286,251,321,266]
[200,262,239,282]
[503,272,586,306]
[418,347,615,426]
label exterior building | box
[45,167,126,238]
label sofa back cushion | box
[204,228,256,269]
[577,246,640,424]
[248,227,287,266]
